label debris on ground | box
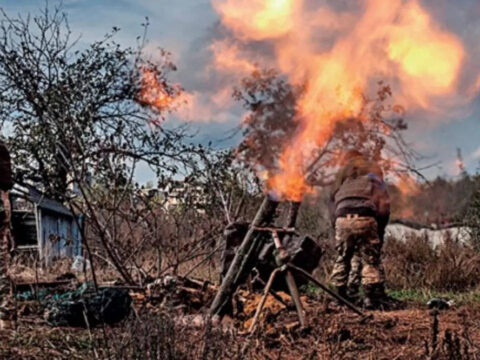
[143,274,313,333]
[14,279,78,301]
[427,298,455,310]
[9,272,480,359]
[10,272,337,336]
[71,255,91,272]
[238,289,305,333]
[44,286,131,327]
[55,272,77,282]
[146,275,217,313]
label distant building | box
[385,220,471,248]
[151,180,207,211]
[10,185,83,266]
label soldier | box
[329,150,393,309]
[0,139,14,329]
[345,206,390,304]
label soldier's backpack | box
[334,173,390,218]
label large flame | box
[213,0,299,41]
[396,174,421,196]
[138,67,231,124]
[213,0,469,201]
[138,68,178,112]
[210,40,257,75]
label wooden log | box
[209,195,279,316]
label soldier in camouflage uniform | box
[329,150,392,309]
[0,140,14,329]
[345,217,389,304]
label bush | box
[384,235,480,291]
[311,230,480,293]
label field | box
[3,231,480,359]
[3,288,480,360]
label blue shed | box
[11,186,83,265]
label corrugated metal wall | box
[40,211,82,264]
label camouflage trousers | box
[330,215,385,288]
[0,190,14,328]
[347,254,362,292]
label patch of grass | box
[388,288,480,307]
[303,284,480,308]
[300,282,340,302]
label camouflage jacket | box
[329,157,390,234]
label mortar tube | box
[209,193,280,316]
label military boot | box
[364,283,403,310]
[334,285,347,298]
[334,285,356,305]
[364,283,388,310]
[346,284,362,306]
[363,283,379,309]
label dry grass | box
[384,236,480,292]
[10,258,80,283]
[307,232,480,294]
[3,302,480,359]
[6,222,480,359]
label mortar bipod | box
[248,227,371,333]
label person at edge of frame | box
[0,139,14,329]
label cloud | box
[3,0,480,180]
[470,147,480,160]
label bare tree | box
[0,4,190,200]
[234,70,422,186]
[0,4,202,283]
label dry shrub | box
[312,230,480,293]
[384,234,480,291]
[89,312,243,360]
[384,234,436,289]
[10,256,78,283]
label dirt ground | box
[232,296,480,360]
[2,293,480,360]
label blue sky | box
[1,0,479,181]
